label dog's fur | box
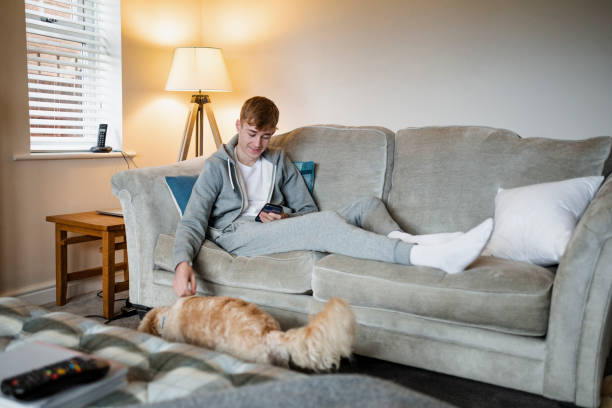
[138,296,356,371]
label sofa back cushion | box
[388,126,612,234]
[269,125,394,210]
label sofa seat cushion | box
[312,255,554,336]
[155,234,322,294]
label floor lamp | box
[165,47,232,161]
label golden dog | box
[138,296,356,371]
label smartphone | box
[255,203,283,222]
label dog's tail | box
[266,297,356,371]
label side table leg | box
[55,226,67,306]
[102,231,116,319]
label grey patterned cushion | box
[0,297,304,406]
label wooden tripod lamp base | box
[166,47,232,160]
[177,94,223,161]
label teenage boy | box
[173,96,493,297]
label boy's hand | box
[173,261,197,297]
[259,210,288,223]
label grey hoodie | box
[173,135,319,270]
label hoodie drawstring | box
[227,158,235,190]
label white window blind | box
[25,0,122,152]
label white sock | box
[409,218,493,274]
[387,230,463,245]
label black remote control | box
[1,357,110,401]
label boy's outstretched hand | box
[173,261,197,297]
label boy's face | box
[235,119,275,166]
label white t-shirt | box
[235,156,269,216]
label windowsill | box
[13,151,136,161]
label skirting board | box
[13,272,127,306]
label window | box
[24,0,122,152]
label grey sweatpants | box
[213,197,414,265]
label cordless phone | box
[90,124,112,153]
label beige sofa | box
[111,125,612,407]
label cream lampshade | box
[166,47,232,92]
[166,47,232,160]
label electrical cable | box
[84,291,138,324]
[120,151,138,169]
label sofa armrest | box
[111,157,205,307]
[544,174,612,407]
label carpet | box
[125,374,455,408]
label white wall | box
[201,0,612,147]
[121,0,204,168]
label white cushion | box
[483,176,604,266]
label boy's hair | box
[240,96,279,130]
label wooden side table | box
[46,211,129,319]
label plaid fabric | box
[0,297,304,406]
[293,161,315,192]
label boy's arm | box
[173,160,221,270]
[173,261,197,297]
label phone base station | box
[90,146,112,153]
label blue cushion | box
[165,175,198,216]
[165,161,315,215]
[293,161,315,193]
